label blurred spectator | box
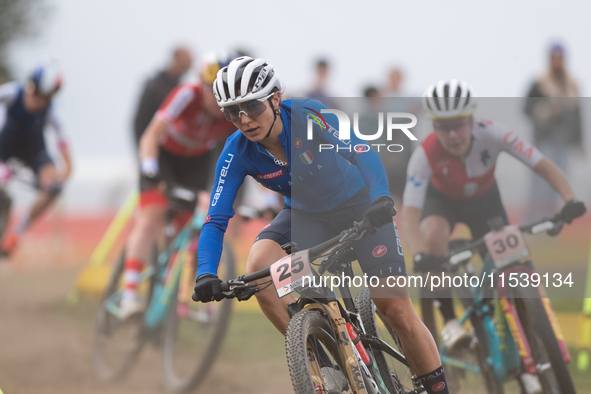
[132,46,193,149]
[359,85,412,204]
[524,42,583,217]
[364,86,380,99]
[382,67,405,97]
[307,58,337,108]
[381,66,422,114]
[234,47,253,58]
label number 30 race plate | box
[270,250,314,298]
[484,225,530,268]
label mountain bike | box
[93,184,235,392]
[419,213,576,394]
[216,219,424,394]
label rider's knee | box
[420,221,449,253]
[245,239,284,275]
[245,255,266,276]
[133,208,166,237]
[43,182,63,198]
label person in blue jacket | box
[192,57,449,394]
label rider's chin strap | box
[263,98,278,139]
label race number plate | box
[484,225,530,268]
[270,250,314,298]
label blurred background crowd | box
[2,0,590,222]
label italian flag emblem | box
[299,150,313,165]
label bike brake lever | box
[236,288,258,301]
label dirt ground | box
[2,255,591,393]
[0,268,292,394]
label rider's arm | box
[58,143,73,181]
[141,84,196,162]
[197,147,247,277]
[533,157,576,202]
[402,206,424,255]
[139,116,167,161]
[496,126,576,202]
[0,82,19,106]
[46,109,72,181]
[301,99,391,204]
[401,146,432,255]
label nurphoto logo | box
[305,107,418,153]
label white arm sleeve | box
[0,82,19,106]
[494,124,544,169]
[402,146,432,209]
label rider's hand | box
[192,274,224,303]
[413,253,442,273]
[560,199,586,224]
[141,157,159,178]
[363,197,397,234]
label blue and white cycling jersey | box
[0,82,68,172]
[0,82,66,142]
[197,98,391,276]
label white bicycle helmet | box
[28,59,63,96]
[423,79,476,120]
[213,57,282,107]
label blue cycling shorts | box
[256,187,407,278]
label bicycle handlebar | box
[219,219,374,296]
[441,212,565,271]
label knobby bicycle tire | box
[0,189,11,243]
[513,286,576,394]
[93,245,158,382]
[161,240,236,392]
[286,309,350,394]
[356,288,417,394]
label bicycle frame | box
[440,253,570,382]
[104,213,205,329]
[221,220,422,394]
[284,257,416,394]
[144,213,205,329]
[440,255,522,380]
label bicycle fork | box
[302,301,380,394]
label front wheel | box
[286,309,351,394]
[161,241,235,392]
[93,252,146,382]
[0,189,12,242]
[513,286,576,394]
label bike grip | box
[220,281,230,292]
[356,219,373,233]
[547,221,564,237]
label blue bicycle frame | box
[105,213,206,330]
[439,254,522,382]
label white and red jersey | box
[155,82,235,156]
[403,118,544,209]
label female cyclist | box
[192,57,450,394]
